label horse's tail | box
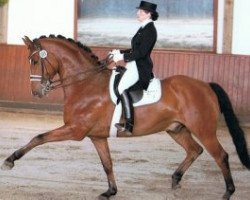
[209,82,250,169]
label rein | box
[49,65,107,90]
[48,55,110,90]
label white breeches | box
[118,61,139,94]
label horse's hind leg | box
[168,127,203,189]
[2,125,83,170]
[199,136,235,199]
[91,138,117,199]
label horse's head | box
[23,36,60,97]
[23,35,111,98]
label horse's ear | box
[22,36,33,49]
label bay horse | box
[2,35,250,200]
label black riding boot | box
[115,90,134,136]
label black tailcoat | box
[121,22,157,90]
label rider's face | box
[137,9,151,22]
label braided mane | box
[34,34,102,66]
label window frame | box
[75,0,218,52]
[0,3,8,44]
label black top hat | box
[136,1,157,13]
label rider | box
[111,1,159,135]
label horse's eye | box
[30,60,38,65]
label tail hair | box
[210,82,250,169]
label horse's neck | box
[58,56,110,96]
[44,40,110,96]
[59,55,94,78]
[62,69,110,103]
[44,40,97,79]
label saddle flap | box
[129,90,143,104]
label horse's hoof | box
[222,187,234,200]
[98,195,108,200]
[172,179,181,190]
[98,187,117,200]
[222,194,231,200]
[172,182,181,190]
[1,160,14,170]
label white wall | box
[232,0,250,55]
[6,0,250,55]
[7,0,75,45]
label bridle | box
[28,40,112,95]
[28,42,54,96]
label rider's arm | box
[123,25,156,62]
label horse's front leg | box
[1,125,84,170]
[91,137,117,199]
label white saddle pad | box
[108,69,162,137]
[109,69,162,106]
